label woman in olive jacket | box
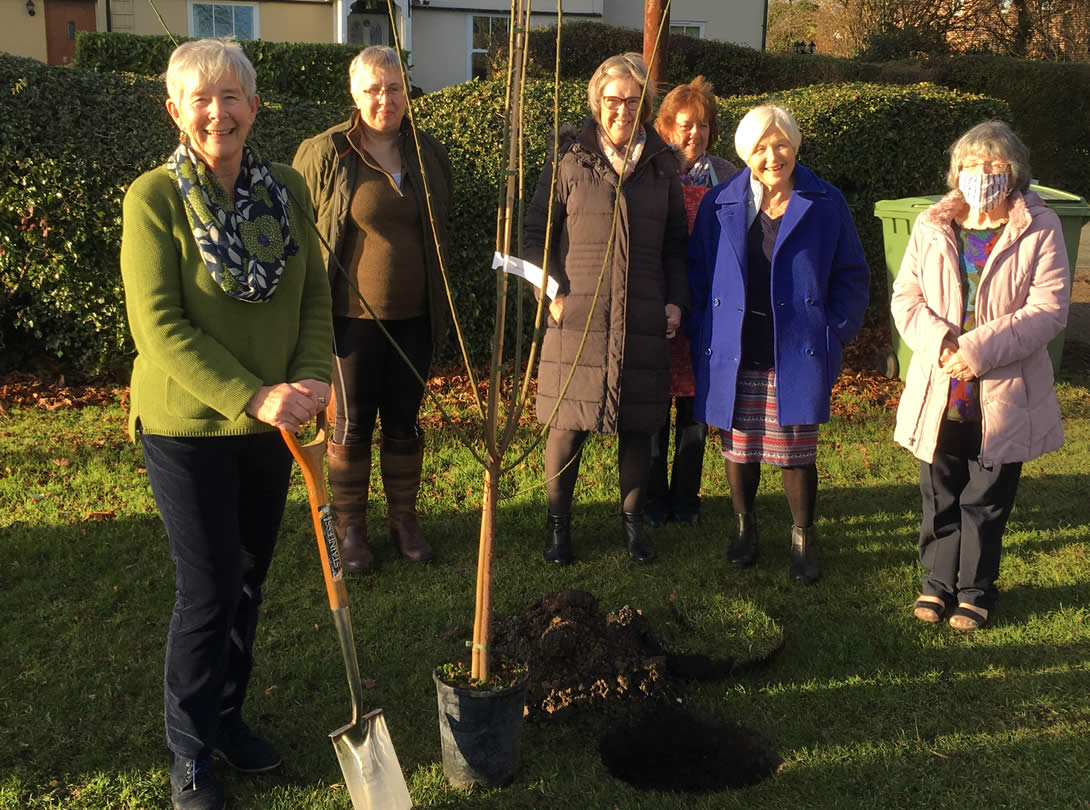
[524,53,689,565]
[293,46,452,572]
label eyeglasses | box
[359,85,404,99]
[961,159,1011,173]
[602,96,641,112]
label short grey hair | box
[733,104,801,163]
[587,52,652,124]
[165,38,256,105]
[349,46,403,97]
[946,120,1031,193]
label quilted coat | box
[524,119,689,433]
[891,189,1070,466]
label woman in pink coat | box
[892,120,1070,631]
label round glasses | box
[602,96,641,112]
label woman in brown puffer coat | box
[524,52,689,565]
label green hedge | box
[1,52,1006,373]
[74,32,361,108]
[502,22,1090,198]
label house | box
[2,0,766,91]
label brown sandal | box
[913,596,947,623]
[948,603,989,631]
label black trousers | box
[332,315,432,445]
[648,396,708,516]
[918,420,1022,612]
[141,431,292,760]
[545,428,652,516]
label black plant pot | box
[432,664,529,788]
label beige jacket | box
[891,189,1070,466]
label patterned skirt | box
[719,369,819,466]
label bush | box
[75,32,361,107]
[0,53,347,372]
[0,53,1006,373]
[501,22,1090,197]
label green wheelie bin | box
[874,184,1090,381]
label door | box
[44,0,96,66]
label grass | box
[1,372,1089,809]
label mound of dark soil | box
[490,589,669,717]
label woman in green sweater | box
[120,39,331,810]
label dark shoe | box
[728,512,759,567]
[169,754,224,810]
[544,512,573,565]
[327,441,374,572]
[339,524,375,573]
[644,500,670,528]
[672,509,699,526]
[789,524,820,585]
[381,433,434,563]
[212,718,282,773]
[622,512,654,563]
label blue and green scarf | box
[167,142,297,302]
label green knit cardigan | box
[120,162,332,439]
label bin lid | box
[875,184,1090,218]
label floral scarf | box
[681,152,714,188]
[598,124,646,179]
[167,142,297,302]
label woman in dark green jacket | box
[293,46,452,573]
[120,39,331,810]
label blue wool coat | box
[687,164,870,429]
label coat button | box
[713,298,721,306]
[705,348,713,356]
[806,297,815,305]
[806,348,815,356]
[776,301,785,306]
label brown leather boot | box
[380,433,433,563]
[326,441,375,573]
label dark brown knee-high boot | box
[381,433,433,563]
[326,441,375,572]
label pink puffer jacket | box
[891,189,1070,466]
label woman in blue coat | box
[688,105,869,583]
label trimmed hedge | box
[75,32,361,108]
[1,53,1006,373]
[501,22,1090,198]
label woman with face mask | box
[892,120,1070,631]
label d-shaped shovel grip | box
[281,412,349,612]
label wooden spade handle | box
[281,412,349,612]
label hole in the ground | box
[599,703,781,792]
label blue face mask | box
[959,171,1011,213]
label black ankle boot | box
[622,512,654,563]
[728,511,759,567]
[789,524,820,585]
[544,513,573,565]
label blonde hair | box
[587,52,652,124]
[348,46,403,98]
[946,120,1032,193]
[733,104,801,163]
[654,75,719,148]
[165,38,256,104]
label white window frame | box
[669,21,705,39]
[467,14,509,82]
[188,1,260,41]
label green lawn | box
[1,372,1088,809]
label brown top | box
[333,121,428,319]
